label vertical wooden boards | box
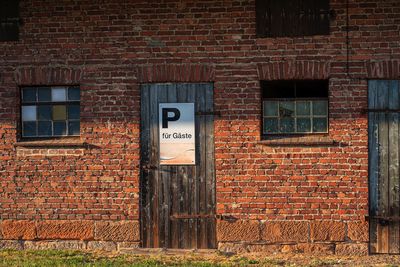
[140,83,215,249]
[377,81,389,254]
[0,0,20,41]
[368,80,379,253]
[140,85,151,248]
[255,0,330,37]
[368,80,400,254]
[388,81,400,253]
[205,84,217,249]
[195,84,207,249]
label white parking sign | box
[159,103,195,165]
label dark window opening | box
[262,80,329,134]
[21,86,80,138]
[256,0,330,38]
[0,0,20,41]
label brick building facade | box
[0,0,399,254]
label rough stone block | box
[24,241,86,250]
[347,222,369,242]
[37,220,94,240]
[335,243,368,256]
[262,221,309,242]
[1,220,36,240]
[217,220,260,242]
[310,221,345,241]
[117,242,140,250]
[0,240,24,250]
[281,244,300,253]
[296,243,335,255]
[247,244,281,253]
[87,241,117,251]
[217,242,247,253]
[95,221,139,242]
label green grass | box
[0,250,234,267]
[1,249,400,267]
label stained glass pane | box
[313,101,328,116]
[23,122,37,137]
[279,101,295,117]
[263,101,278,116]
[297,118,311,133]
[38,121,52,136]
[280,118,295,133]
[37,105,52,120]
[53,105,67,120]
[52,87,67,102]
[54,121,67,136]
[264,118,278,133]
[22,106,37,121]
[38,87,51,102]
[68,87,80,101]
[296,101,310,116]
[313,118,328,132]
[68,105,80,120]
[22,88,36,102]
[68,121,80,135]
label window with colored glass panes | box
[21,86,80,137]
[262,80,328,134]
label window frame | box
[261,80,329,136]
[20,85,81,139]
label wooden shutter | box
[256,0,330,37]
[0,0,20,41]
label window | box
[262,80,328,134]
[21,86,80,138]
[0,0,20,41]
[256,0,330,38]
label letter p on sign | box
[162,108,181,128]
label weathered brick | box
[310,221,346,242]
[347,222,369,242]
[0,1,398,255]
[217,220,260,242]
[1,220,36,240]
[37,221,94,240]
[95,221,139,242]
[262,221,309,243]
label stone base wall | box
[0,219,369,255]
[0,220,140,251]
[217,220,369,255]
[0,240,140,252]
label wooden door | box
[140,83,216,249]
[369,80,400,254]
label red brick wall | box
[0,0,400,252]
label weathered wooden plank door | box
[369,80,400,254]
[140,83,216,249]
